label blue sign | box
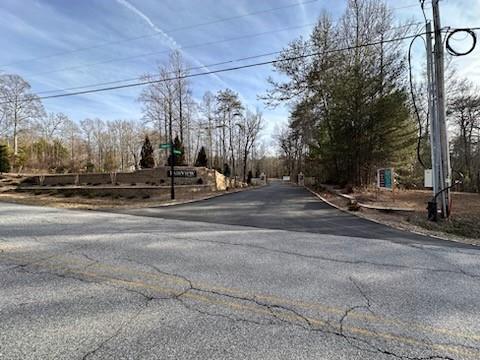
[378,168,394,190]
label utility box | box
[424,169,433,188]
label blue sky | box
[0,0,479,142]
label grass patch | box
[408,214,480,239]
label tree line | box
[0,50,264,181]
[266,0,480,192]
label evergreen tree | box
[223,163,231,177]
[265,1,417,186]
[247,170,253,184]
[195,146,208,167]
[139,136,155,169]
[0,144,10,173]
[167,136,186,166]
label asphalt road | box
[1,182,480,359]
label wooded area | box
[1,0,478,193]
[266,0,480,192]
[0,51,265,182]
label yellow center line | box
[2,251,480,352]
[40,263,480,359]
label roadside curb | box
[152,184,266,208]
[319,184,415,212]
[304,186,480,247]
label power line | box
[0,31,431,105]
[408,28,428,169]
[0,1,429,72]
[24,22,422,80]
[26,22,423,97]
[0,0,319,68]
[25,22,316,79]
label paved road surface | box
[1,182,479,359]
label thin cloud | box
[115,0,229,87]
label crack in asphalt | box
[116,257,466,360]
[80,297,155,360]
[408,244,479,280]
[4,254,474,360]
[0,245,88,273]
[163,234,480,279]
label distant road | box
[117,181,471,247]
[0,182,479,359]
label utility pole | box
[426,21,440,220]
[432,0,451,218]
[169,106,175,200]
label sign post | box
[160,141,183,200]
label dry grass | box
[310,184,480,245]
[352,187,480,216]
[0,174,235,210]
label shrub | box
[0,144,11,173]
[194,146,208,167]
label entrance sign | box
[168,169,197,178]
[377,168,394,190]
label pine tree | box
[168,136,186,166]
[139,136,155,169]
[195,146,208,167]
[0,144,10,173]
[247,170,253,184]
[223,163,231,177]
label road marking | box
[27,253,480,342]
[2,252,480,358]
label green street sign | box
[173,149,182,155]
[159,143,171,149]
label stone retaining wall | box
[21,167,224,188]
[16,184,216,198]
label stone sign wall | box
[21,166,225,189]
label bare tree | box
[80,118,95,166]
[139,64,177,165]
[239,109,263,181]
[62,117,80,171]
[36,112,68,139]
[448,81,480,189]
[170,50,191,143]
[200,91,216,168]
[0,74,45,158]
[216,89,243,180]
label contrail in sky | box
[115,0,228,86]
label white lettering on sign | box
[167,170,197,178]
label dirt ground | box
[352,187,480,216]
[310,185,480,246]
[0,173,239,210]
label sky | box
[0,0,479,146]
